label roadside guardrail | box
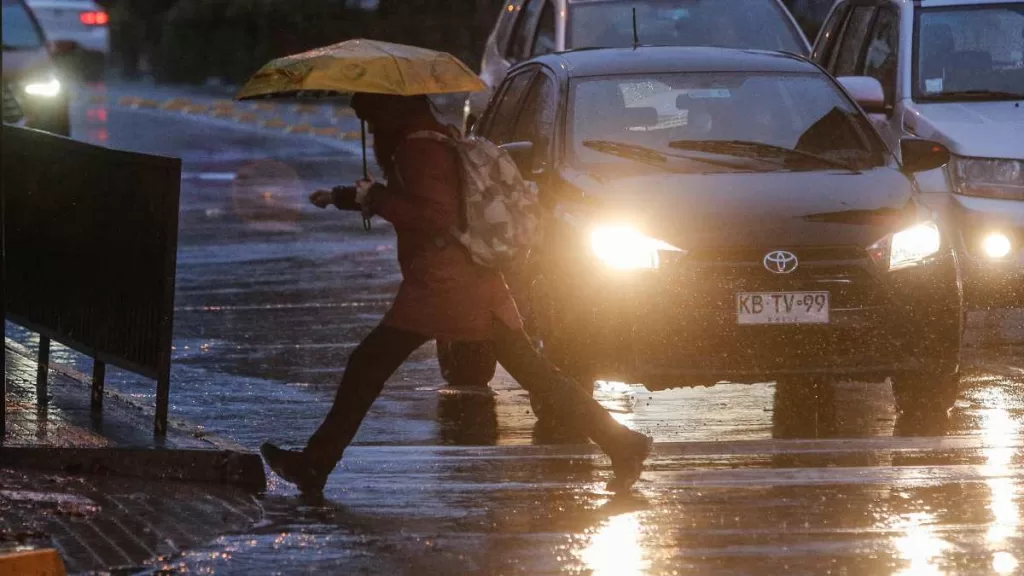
[2,126,181,435]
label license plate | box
[736,291,829,325]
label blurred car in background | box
[27,0,109,81]
[463,0,811,131]
[812,0,1023,307]
[2,0,70,136]
[3,83,28,127]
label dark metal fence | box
[2,126,181,435]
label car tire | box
[82,53,107,83]
[437,340,496,388]
[891,371,960,416]
[527,274,597,396]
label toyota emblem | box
[764,250,798,274]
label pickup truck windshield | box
[569,0,806,54]
[915,3,1024,101]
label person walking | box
[261,92,652,495]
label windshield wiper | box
[668,139,858,172]
[582,139,669,164]
[924,90,1024,101]
[581,139,757,171]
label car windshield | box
[569,72,886,173]
[568,0,806,54]
[2,0,44,50]
[914,3,1024,101]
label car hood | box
[904,101,1024,160]
[1,48,55,83]
[562,167,924,252]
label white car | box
[464,0,811,131]
[27,0,109,81]
[812,0,1023,306]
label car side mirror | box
[837,76,886,115]
[501,141,535,177]
[900,138,951,173]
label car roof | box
[530,46,818,77]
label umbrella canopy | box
[235,39,486,101]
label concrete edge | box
[4,337,250,454]
[0,446,266,493]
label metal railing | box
[2,126,181,435]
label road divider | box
[91,90,365,145]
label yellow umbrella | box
[236,40,485,220]
[235,39,486,100]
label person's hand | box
[355,177,377,205]
[309,190,333,209]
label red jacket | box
[369,114,522,341]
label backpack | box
[406,130,540,268]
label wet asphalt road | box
[40,83,1024,574]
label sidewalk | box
[2,338,265,573]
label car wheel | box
[82,53,107,83]
[437,340,496,388]
[528,274,596,396]
[892,371,960,416]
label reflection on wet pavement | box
[49,85,1024,573]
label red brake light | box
[80,11,109,25]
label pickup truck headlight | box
[951,156,1024,200]
[870,221,942,271]
[23,77,61,98]
[590,225,683,270]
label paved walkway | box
[2,337,265,573]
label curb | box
[0,447,266,493]
[0,549,66,576]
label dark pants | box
[304,320,632,474]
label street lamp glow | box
[24,78,61,97]
[982,233,1012,259]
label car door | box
[859,5,901,148]
[508,0,554,64]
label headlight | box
[951,156,1024,200]
[981,232,1012,259]
[24,78,61,98]
[590,225,683,270]
[881,221,942,271]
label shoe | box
[260,442,328,495]
[606,432,653,493]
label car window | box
[509,0,546,62]
[811,2,850,66]
[531,0,556,57]
[2,0,45,49]
[483,70,537,144]
[862,8,899,107]
[568,0,806,54]
[832,6,875,76]
[569,72,886,173]
[512,73,558,168]
[494,0,523,56]
[914,3,1024,101]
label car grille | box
[668,246,886,311]
[2,84,24,124]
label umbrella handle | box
[360,119,371,231]
[361,120,368,179]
